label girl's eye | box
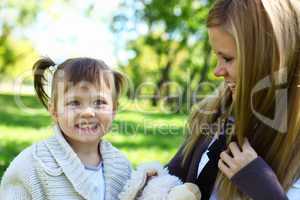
[67,100,80,106]
[94,99,107,106]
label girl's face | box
[51,82,114,145]
[208,27,237,97]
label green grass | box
[0,92,187,179]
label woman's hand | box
[218,138,258,179]
[146,170,158,177]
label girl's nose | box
[214,65,227,77]
[80,107,95,118]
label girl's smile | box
[208,27,237,96]
[51,81,114,145]
[74,122,100,135]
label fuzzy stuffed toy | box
[119,162,201,200]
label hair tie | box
[50,64,58,73]
[48,64,58,98]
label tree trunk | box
[151,60,172,106]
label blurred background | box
[0,0,221,178]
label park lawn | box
[0,92,187,179]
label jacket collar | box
[45,125,123,200]
[186,138,211,182]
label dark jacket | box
[166,137,289,200]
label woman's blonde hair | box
[184,0,300,199]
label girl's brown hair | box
[184,0,300,199]
[33,57,126,111]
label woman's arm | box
[218,139,288,200]
[231,156,288,200]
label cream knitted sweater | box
[0,126,132,200]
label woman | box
[167,0,300,199]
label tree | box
[111,0,219,112]
[0,0,71,77]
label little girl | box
[0,57,132,200]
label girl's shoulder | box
[8,145,35,167]
[2,137,58,176]
[1,144,36,186]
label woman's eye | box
[67,100,79,106]
[95,99,107,106]
[223,56,233,63]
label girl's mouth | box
[75,123,99,134]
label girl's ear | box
[48,102,58,121]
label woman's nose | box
[214,65,227,77]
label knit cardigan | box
[0,125,132,200]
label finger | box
[242,138,252,151]
[242,138,258,159]
[228,142,242,157]
[146,171,158,177]
[218,159,233,178]
[220,151,236,169]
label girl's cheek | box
[100,112,114,120]
[98,105,113,112]
[64,106,80,115]
[99,109,114,120]
[62,108,78,124]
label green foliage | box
[0,36,38,79]
[0,0,40,75]
[112,0,220,112]
[0,0,59,77]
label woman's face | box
[208,27,237,96]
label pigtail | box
[33,57,55,109]
[113,70,126,99]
